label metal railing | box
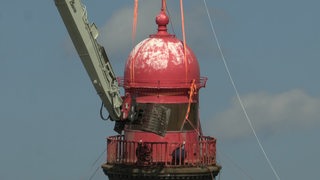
[106,135,216,167]
[117,77,208,88]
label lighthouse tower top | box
[123,6,202,89]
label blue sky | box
[1,0,319,179]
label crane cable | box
[165,1,176,35]
[100,102,110,120]
[131,0,139,82]
[202,1,281,180]
[180,0,188,82]
[162,0,166,12]
[132,0,138,45]
[88,149,107,180]
[179,1,203,136]
[217,149,254,180]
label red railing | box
[106,135,216,167]
[116,77,208,88]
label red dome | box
[123,11,201,89]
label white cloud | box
[61,1,231,64]
[99,1,160,56]
[98,1,226,59]
[206,89,320,139]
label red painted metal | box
[106,135,216,167]
[103,3,220,179]
[123,9,200,89]
[120,7,205,145]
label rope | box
[132,0,138,45]
[82,148,107,180]
[165,1,176,35]
[218,149,254,180]
[203,1,281,180]
[206,166,215,180]
[180,79,201,136]
[131,0,139,82]
[179,0,188,82]
[162,0,166,12]
[88,165,101,180]
[185,79,197,121]
[91,148,107,168]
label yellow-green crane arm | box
[55,0,122,121]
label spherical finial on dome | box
[156,11,169,26]
[155,10,169,34]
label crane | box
[55,0,123,123]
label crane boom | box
[55,0,122,121]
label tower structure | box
[102,4,221,180]
[55,0,221,179]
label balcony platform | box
[102,163,221,180]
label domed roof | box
[123,10,201,88]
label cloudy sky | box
[1,0,319,179]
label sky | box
[0,0,319,179]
